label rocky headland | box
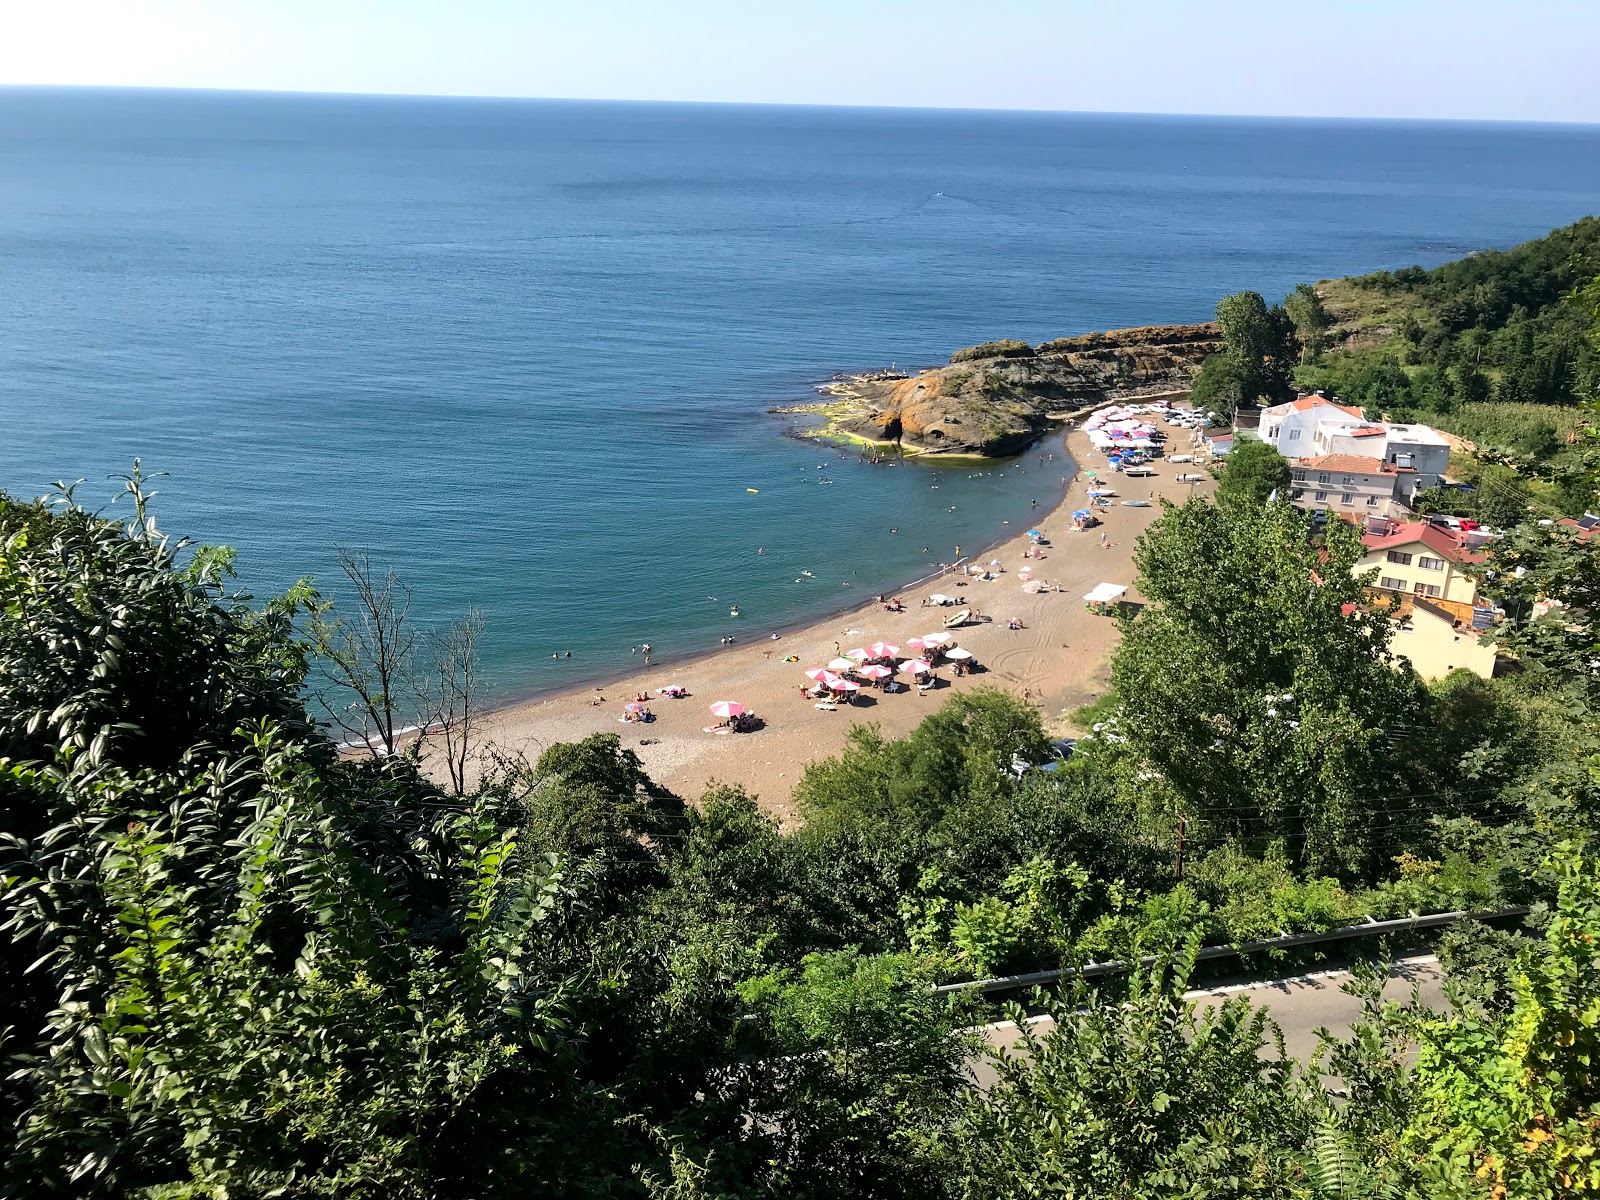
[798,322,1221,457]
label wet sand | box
[469,419,1215,823]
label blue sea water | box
[3,87,1598,702]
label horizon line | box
[4,82,1598,130]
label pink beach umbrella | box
[845,648,870,661]
[709,700,747,718]
[804,667,831,682]
[829,677,862,692]
[920,632,953,648]
[827,657,858,671]
[905,637,927,652]
[857,664,892,680]
[819,670,850,689]
[899,659,933,676]
[867,641,900,659]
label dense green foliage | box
[1214,439,1292,510]
[1,459,1597,1196]
[951,339,1035,362]
[1190,290,1300,416]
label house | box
[1290,454,1412,519]
[1257,395,1365,455]
[1389,597,1499,681]
[1380,424,1452,492]
[1308,421,1452,497]
[1355,519,1487,621]
[1206,433,1234,457]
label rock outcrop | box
[826,323,1221,457]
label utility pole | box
[1173,812,1187,880]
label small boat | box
[1122,499,1151,507]
[944,608,971,628]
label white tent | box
[1083,583,1128,604]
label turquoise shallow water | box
[3,88,1599,702]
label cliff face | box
[833,323,1221,457]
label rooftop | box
[1264,394,1365,420]
[1385,424,1452,446]
[1297,454,1401,475]
[1360,520,1487,564]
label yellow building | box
[1356,519,1486,612]
[1389,598,1499,680]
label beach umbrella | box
[804,667,830,682]
[1072,509,1091,519]
[867,641,899,659]
[905,637,926,651]
[827,657,857,671]
[625,703,644,712]
[1027,529,1042,538]
[1022,580,1047,593]
[844,647,869,661]
[944,647,974,660]
[857,664,892,679]
[709,700,747,718]
[921,632,953,647]
[900,659,933,675]
[829,677,861,691]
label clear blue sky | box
[4,0,1596,123]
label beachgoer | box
[565,651,571,658]
[1031,498,1037,509]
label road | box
[973,954,1444,1087]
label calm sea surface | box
[3,88,1598,700]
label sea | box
[3,87,1599,702]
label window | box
[1314,490,1327,501]
[1292,470,1307,482]
[1366,496,1379,507]
[1413,582,1442,598]
[1418,556,1445,571]
[1340,493,1354,505]
[1380,576,1406,590]
[1317,472,1330,484]
[1386,550,1413,566]
[1341,475,1355,485]
[1288,429,1301,441]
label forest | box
[1,454,1597,1198]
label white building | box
[1257,395,1367,456]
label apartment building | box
[1289,454,1412,519]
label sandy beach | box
[472,418,1216,822]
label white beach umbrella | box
[827,657,857,671]
[944,647,974,660]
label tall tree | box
[1214,440,1292,511]
[1110,499,1430,876]
[1191,291,1298,416]
[1283,282,1332,363]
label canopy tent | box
[1083,583,1128,605]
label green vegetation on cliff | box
[1293,215,1600,517]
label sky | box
[3,0,1597,123]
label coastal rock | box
[832,323,1221,456]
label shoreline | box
[472,433,1080,716]
[464,413,1215,819]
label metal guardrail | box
[931,905,1530,996]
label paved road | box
[973,954,1444,1086]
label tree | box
[429,608,484,794]
[1284,283,1332,363]
[1110,498,1431,877]
[1214,440,1291,510]
[1215,290,1298,408]
[309,548,428,756]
